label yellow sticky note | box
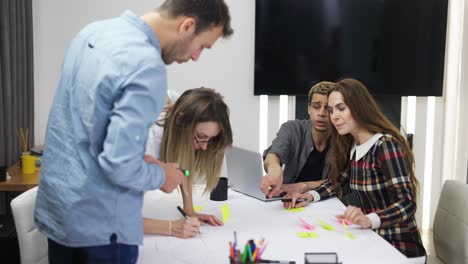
[222,203,230,223]
[297,231,319,238]
[345,229,356,239]
[318,218,335,231]
[284,207,305,213]
[342,219,356,239]
[194,205,203,212]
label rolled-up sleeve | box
[98,64,166,192]
[314,170,350,201]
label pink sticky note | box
[299,217,315,230]
[335,216,351,225]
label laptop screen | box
[226,146,282,202]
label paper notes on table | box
[222,203,230,223]
[335,217,351,225]
[284,207,305,213]
[342,219,356,240]
[318,218,335,231]
[297,231,319,238]
[194,205,203,212]
[294,217,355,240]
[299,217,315,230]
[297,217,318,238]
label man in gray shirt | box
[260,82,335,198]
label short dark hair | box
[307,81,336,104]
[159,0,233,37]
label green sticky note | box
[318,218,335,231]
[284,207,305,213]
[297,231,319,238]
[222,203,230,223]
[346,231,356,240]
[194,205,203,212]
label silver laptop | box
[226,146,283,202]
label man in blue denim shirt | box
[34,1,233,263]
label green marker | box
[180,169,190,177]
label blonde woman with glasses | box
[143,87,233,238]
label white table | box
[139,187,408,264]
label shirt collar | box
[306,120,314,151]
[121,10,161,52]
[350,133,383,161]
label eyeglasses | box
[193,135,216,145]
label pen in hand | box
[176,205,188,219]
[179,169,190,177]
[177,205,202,234]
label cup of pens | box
[228,233,296,264]
[229,237,267,264]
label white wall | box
[458,0,468,184]
[33,0,259,151]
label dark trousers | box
[47,236,138,264]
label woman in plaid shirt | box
[284,78,426,258]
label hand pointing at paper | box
[260,165,283,198]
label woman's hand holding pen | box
[282,192,313,209]
[171,217,201,238]
[192,212,224,226]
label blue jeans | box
[47,234,138,264]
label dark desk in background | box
[0,161,40,192]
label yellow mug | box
[21,155,41,174]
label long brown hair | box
[159,87,233,194]
[328,78,420,203]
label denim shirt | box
[263,120,330,183]
[35,10,167,247]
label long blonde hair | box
[328,79,420,203]
[159,88,233,194]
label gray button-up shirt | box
[263,120,330,183]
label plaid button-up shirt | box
[315,134,426,257]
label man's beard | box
[161,35,193,64]
[161,46,177,64]
[314,125,329,133]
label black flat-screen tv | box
[254,0,448,96]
